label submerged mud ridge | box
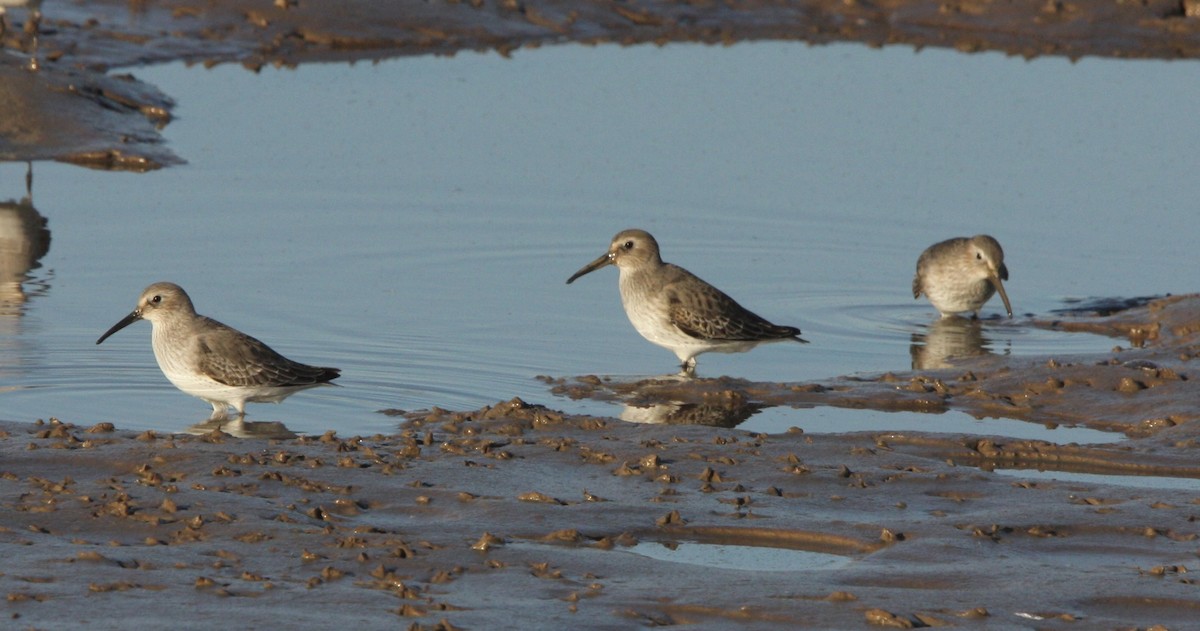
[4,0,1200,168]
[0,61,178,171]
[3,296,1200,628]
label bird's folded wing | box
[667,284,770,341]
[195,332,281,387]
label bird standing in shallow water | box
[96,282,340,419]
[912,234,1012,319]
[566,229,807,376]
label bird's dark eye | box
[623,240,634,250]
[150,295,162,305]
[975,253,982,260]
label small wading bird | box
[96,282,340,419]
[912,234,1012,319]
[566,229,807,376]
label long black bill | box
[96,311,142,345]
[990,276,1013,318]
[566,253,613,284]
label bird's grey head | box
[967,235,1013,317]
[96,281,195,344]
[135,282,195,322]
[566,229,662,284]
[967,235,1007,281]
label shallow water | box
[625,541,849,573]
[1,42,1197,435]
[736,407,1121,444]
[991,467,1200,491]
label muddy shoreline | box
[3,296,1200,628]
[4,0,1200,169]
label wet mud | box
[5,0,1200,168]
[0,60,178,171]
[4,296,1200,628]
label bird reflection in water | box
[909,315,999,370]
[0,162,50,319]
[0,0,43,70]
[0,162,50,387]
[185,416,298,440]
[620,399,764,428]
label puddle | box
[624,541,849,573]
[735,406,1121,444]
[508,526,866,574]
[989,467,1200,491]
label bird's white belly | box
[619,285,750,360]
[152,342,230,401]
[622,291,686,346]
[150,328,244,405]
[923,273,995,315]
[156,358,302,406]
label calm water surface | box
[1,42,1196,435]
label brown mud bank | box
[4,0,1200,169]
[3,296,1200,628]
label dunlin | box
[912,235,1012,318]
[96,282,339,418]
[567,229,807,376]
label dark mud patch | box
[883,433,1200,480]
[0,54,179,171]
[6,0,1200,168]
[1050,295,1168,318]
[20,0,1200,72]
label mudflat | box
[3,296,1199,628]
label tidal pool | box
[1,42,1197,435]
[625,540,850,573]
